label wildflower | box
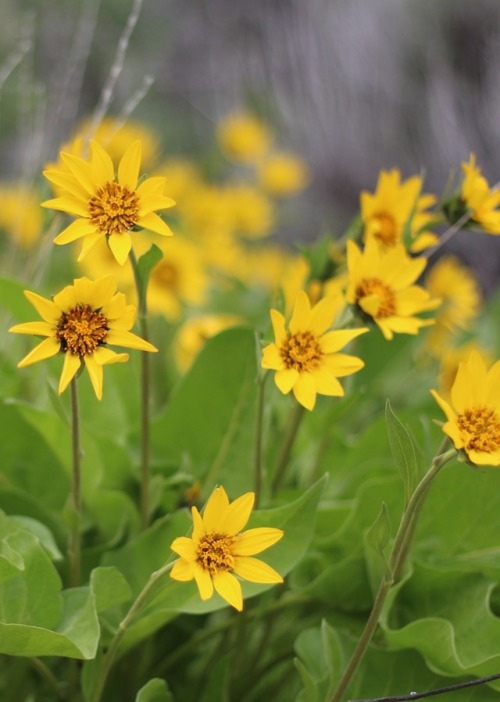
[424,255,481,355]
[431,351,500,466]
[361,169,438,251]
[0,184,42,248]
[345,240,440,340]
[460,153,500,234]
[224,184,274,239]
[437,343,493,399]
[42,140,175,265]
[217,111,271,163]
[257,152,310,197]
[10,276,156,399]
[170,486,283,611]
[261,291,368,410]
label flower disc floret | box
[89,181,140,235]
[431,351,500,466]
[10,276,157,400]
[170,486,284,611]
[280,331,323,372]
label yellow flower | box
[424,255,481,355]
[9,276,157,400]
[345,240,440,340]
[361,169,438,251]
[174,314,242,372]
[431,351,500,466]
[170,486,284,611]
[42,140,175,265]
[460,153,500,234]
[437,343,493,400]
[224,184,274,239]
[261,291,368,410]
[0,184,42,248]
[217,111,271,163]
[257,152,310,197]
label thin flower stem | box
[29,657,64,700]
[254,371,270,507]
[69,378,82,588]
[89,561,174,702]
[330,441,456,702]
[350,671,500,701]
[129,249,152,529]
[271,400,306,497]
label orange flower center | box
[355,277,397,318]
[280,331,323,372]
[89,181,139,235]
[372,212,398,246]
[56,304,108,356]
[457,406,500,454]
[196,532,236,575]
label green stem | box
[330,441,456,702]
[89,561,174,702]
[254,371,269,507]
[271,400,305,497]
[129,249,152,529]
[30,657,64,700]
[69,378,82,588]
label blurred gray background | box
[1,0,500,290]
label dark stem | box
[69,378,81,587]
[350,671,500,701]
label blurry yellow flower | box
[46,116,161,171]
[170,486,283,611]
[174,314,242,372]
[181,184,233,241]
[424,255,481,355]
[262,291,368,410]
[155,158,201,207]
[345,240,440,340]
[361,169,438,251]
[431,351,500,466]
[217,111,271,163]
[43,141,175,265]
[460,153,500,234]
[10,277,156,399]
[138,235,209,321]
[224,184,274,239]
[0,185,42,248]
[257,152,310,197]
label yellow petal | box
[203,486,230,533]
[308,296,336,335]
[430,389,457,424]
[170,536,197,560]
[54,218,97,245]
[270,309,287,346]
[233,556,283,584]
[137,211,174,237]
[90,141,115,187]
[138,194,176,216]
[358,293,381,318]
[92,347,129,366]
[191,506,205,541]
[193,564,214,600]
[323,353,365,378]
[42,196,89,218]
[234,527,284,556]
[289,291,311,334]
[320,327,369,353]
[58,353,81,394]
[312,372,344,396]
[275,368,298,394]
[84,354,104,400]
[292,372,317,410]
[24,291,60,323]
[118,140,141,190]
[212,571,243,611]
[43,169,89,201]
[106,329,157,352]
[59,152,97,196]
[220,492,255,535]
[108,232,132,265]
[91,276,118,308]
[170,558,194,582]
[17,337,60,368]
[136,176,168,196]
[77,233,104,261]
[9,321,53,337]
[261,343,284,371]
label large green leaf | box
[0,513,100,659]
[135,678,173,702]
[151,327,258,495]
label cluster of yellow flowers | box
[6,111,500,609]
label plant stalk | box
[330,441,456,702]
[254,371,269,507]
[271,400,305,497]
[69,378,82,588]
